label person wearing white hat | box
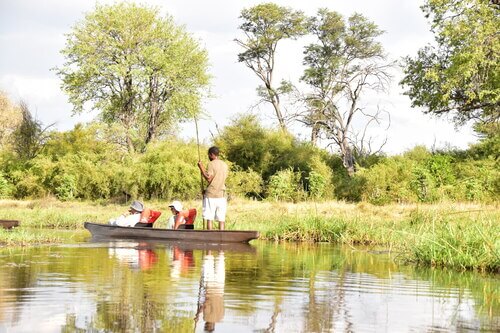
[108,200,144,227]
[167,200,197,230]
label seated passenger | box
[108,200,144,227]
[135,207,162,228]
[167,201,197,230]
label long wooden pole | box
[194,116,206,230]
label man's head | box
[208,146,219,161]
[169,200,183,213]
[129,200,144,213]
[204,322,215,332]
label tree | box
[215,114,330,182]
[400,0,499,137]
[12,101,53,160]
[300,10,393,176]
[56,3,210,153]
[235,3,308,131]
[0,91,22,149]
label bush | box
[226,167,263,199]
[410,166,437,202]
[453,159,500,202]
[267,168,305,202]
[132,142,202,200]
[216,114,338,200]
[54,174,77,201]
[0,172,13,198]
[306,155,334,199]
[358,157,416,204]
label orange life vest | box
[175,208,197,225]
[139,208,162,224]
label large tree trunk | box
[310,123,320,146]
[266,84,286,131]
[145,76,160,148]
[123,71,136,153]
[340,138,355,177]
[271,98,286,131]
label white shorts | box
[202,197,227,221]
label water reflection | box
[0,241,498,332]
[197,250,225,332]
[170,245,195,278]
[108,241,159,271]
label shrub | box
[54,174,77,201]
[306,155,334,199]
[0,172,13,198]
[453,159,500,202]
[358,157,416,204]
[226,167,263,199]
[410,166,437,202]
[267,168,305,202]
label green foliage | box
[11,171,47,199]
[236,3,308,129]
[306,155,334,199]
[400,0,499,134]
[54,174,77,201]
[357,157,414,204]
[214,115,268,173]
[0,115,497,204]
[267,168,305,202]
[358,146,499,204]
[0,91,22,150]
[226,167,263,199]
[216,114,335,200]
[12,101,53,160]
[453,159,500,202]
[308,171,327,199]
[466,133,500,160]
[301,9,392,175]
[0,122,206,200]
[130,142,201,200]
[0,172,13,198]
[57,2,210,152]
[410,166,437,202]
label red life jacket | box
[139,208,162,224]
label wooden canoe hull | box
[0,220,20,229]
[84,222,259,243]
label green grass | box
[0,228,63,246]
[1,198,498,272]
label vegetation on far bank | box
[0,118,498,205]
[1,199,498,273]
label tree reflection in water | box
[0,241,498,332]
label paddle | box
[194,116,207,230]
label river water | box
[0,236,498,332]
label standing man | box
[197,146,228,230]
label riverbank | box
[1,198,498,272]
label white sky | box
[0,0,478,154]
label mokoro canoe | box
[84,222,259,244]
[0,219,20,229]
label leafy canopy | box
[400,0,499,135]
[235,3,308,130]
[56,3,210,152]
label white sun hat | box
[169,200,183,212]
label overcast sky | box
[0,0,477,154]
